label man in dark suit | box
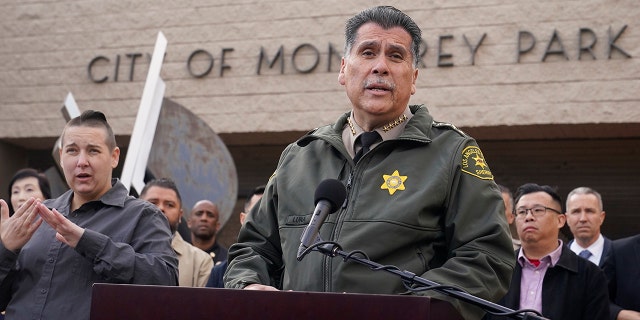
[565,187,612,267]
[603,234,640,320]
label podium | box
[90,283,463,320]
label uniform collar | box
[296,104,434,151]
[341,106,414,158]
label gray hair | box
[566,187,603,211]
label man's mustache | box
[363,78,395,91]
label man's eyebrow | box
[387,43,408,55]
[356,40,409,57]
[356,40,379,50]
[86,143,105,149]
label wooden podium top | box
[90,284,463,320]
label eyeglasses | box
[514,205,562,218]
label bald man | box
[188,200,227,265]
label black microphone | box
[297,179,347,260]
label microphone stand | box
[307,243,549,320]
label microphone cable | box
[301,240,547,319]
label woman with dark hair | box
[8,168,51,216]
[3,168,51,318]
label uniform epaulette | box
[432,120,468,137]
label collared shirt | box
[342,106,414,158]
[517,240,564,313]
[0,179,178,320]
[569,233,604,265]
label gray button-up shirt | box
[0,179,178,320]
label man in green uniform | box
[225,6,515,320]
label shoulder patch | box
[461,146,494,180]
[432,121,468,137]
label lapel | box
[599,237,613,268]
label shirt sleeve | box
[224,145,294,289]
[419,140,516,320]
[224,176,284,289]
[74,205,179,285]
[0,243,19,309]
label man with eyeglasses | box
[486,183,610,320]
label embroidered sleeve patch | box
[461,146,494,180]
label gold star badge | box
[381,170,407,195]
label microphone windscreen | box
[314,179,347,212]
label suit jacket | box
[600,236,614,268]
[603,234,640,320]
[486,245,609,320]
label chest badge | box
[381,170,407,195]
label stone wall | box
[1,0,638,147]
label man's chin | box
[357,101,393,113]
[193,231,215,239]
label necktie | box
[353,131,380,163]
[578,249,592,259]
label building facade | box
[1,0,638,245]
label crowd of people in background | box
[3,161,637,320]
[0,5,638,320]
[492,184,639,320]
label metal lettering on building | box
[87,25,632,83]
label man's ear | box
[338,57,346,85]
[557,213,567,228]
[410,68,418,95]
[111,147,121,168]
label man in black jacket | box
[487,183,609,320]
